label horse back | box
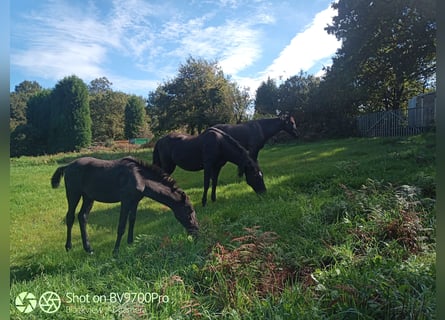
[154,133,204,172]
[63,157,142,203]
[213,122,262,149]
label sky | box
[10,0,341,97]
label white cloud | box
[11,1,117,81]
[12,42,106,81]
[160,14,264,77]
[260,6,340,81]
[11,1,340,97]
[218,22,262,75]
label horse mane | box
[121,156,179,191]
[206,127,258,176]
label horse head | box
[280,112,299,137]
[172,190,199,237]
[238,159,267,194]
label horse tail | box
[51,166,66,188]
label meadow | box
[10,133,436,319]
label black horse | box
[212,113,299,162]
[51,156,198,255]
[153,127,266,206]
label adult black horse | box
[212,113,299,162]
[153,127,266,206]
[51,156,199,255]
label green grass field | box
[10,133,436,319]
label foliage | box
[229,83,252,124]
[10,80,43,132]
[147,57,240,135]
[88,76,113,95]
[278,71,320,115]
[254,77,279,115]
[325,0,436,111]
[125,95,149,139]
[253,1,436,140]
[9,77,155,156]
[10,0,437,154]
[48,75,92,153]
[18,89,53,155]
[89,90,128,142]
[10,133,435,319]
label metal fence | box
[356,105,436,137]
[356,92,436,137]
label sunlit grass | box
[10,133,435,319]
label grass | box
[10,133,436,319]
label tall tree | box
[88,77,113,95]
[229,83,251,123]
[10,80,42,131]
[90,90,128,142]
[148,57,234,135]
[24,89,52,154]
[278,71,320,116]
[49,75,91,153]
[254,77,279,115]
[124,95,147,139]
[326,0,436,110]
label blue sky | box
[10,0,340,97]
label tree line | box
[10,0,435,157]
[10,76,149,156]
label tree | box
[254,77,279,115]
[148,57,234,135]
[278,71,320,116]
[49,75,91,153]
[229,83,251,123]
[88,77,113,95]
[326,0,436,110]
[147,79,180,135]
[24,89,52,154]
[125,95,147,139]
[10,80,42,131]
[90,90,128,142]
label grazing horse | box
[212,113,299,162]
[153,127,266,206]
[51,156,199,255]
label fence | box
[356,93,436,137]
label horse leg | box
[165,162,176,175]
[250,148,260,163]
[113,202,130,255]
[202,166,212,207]
[127,201,139,245]
[159,156,176,175]
[65,192,81,252]
[211,165,223,202]
[78,196,94,254]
